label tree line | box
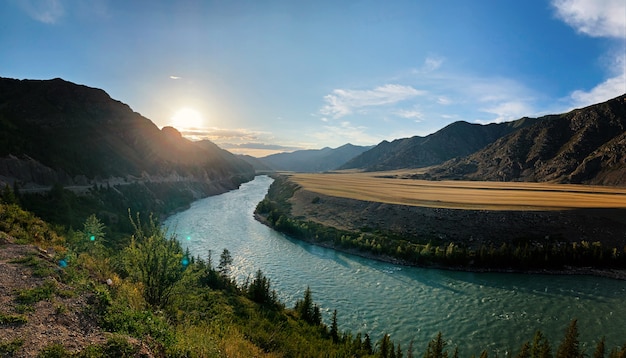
[255,178,626,271]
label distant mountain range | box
[260,94,625,186]
[423,94,626,185]
[1,77,623,190]
[0,77,254,192]
[244,144,373,172]
[339,118,539,171]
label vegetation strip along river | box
[164,175,626,354]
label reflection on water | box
[165,175,626,354]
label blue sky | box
[1,0,624,156]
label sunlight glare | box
[170,107,204,130]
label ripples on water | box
[164,176,626,354]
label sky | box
[1,0,625,157]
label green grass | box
[0,338,24,356]
[10,254,55,277]
[0,312,28,325]
[14,280,57,304]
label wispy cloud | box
[169,75,182,80]
[478,100,535,124]
[570,55,626,107]
[552,0,626,107]
[552,0,626,38]
[422,55,445,72]
[19,0,65,24]
[320,84,425,118]
[393,108,423,121]
[312,121,384,146]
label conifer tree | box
[379,334,391,358]
[556,319,581,358]
[593,337,605,358]
[517,342,531,358]
[364,334,373,355]
[531,331,552,358]
[330,310,339,343]
[218,248,233,278]
[424,332,447,358]
[407,340,414,358]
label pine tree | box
[379,334,391,358]
[424,332,447,358]
[593,337,605,358]
[556,319,581,358]
[364,334,373,355]
[218,248,233,278]
[531,331,552,358]
[407,340,414,358]
[517,342,531,358]
[330,310,339,343]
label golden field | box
[288,171,626,211]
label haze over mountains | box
[0,77,254,194]
[0,77,624,187]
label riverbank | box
[254,175,626,280]
[256,212,626,280]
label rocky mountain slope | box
[425,94,626,185]
[340,119,539,171]
[255,143,373,172]
[0,78,254,191]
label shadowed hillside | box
[425,94,626,185]
[340,118,539,171]
[0,77,254,188]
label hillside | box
[257,143,373,172]
[340,118,539,171]
[0,77,254,189]
[425,94,626,185]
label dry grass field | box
[289,172,626,211]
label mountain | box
[0,77,254,190]
[340,119,540,171]
[257,143,373,172]
[424,94,626,185]
[238,154,274,172]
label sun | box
[170,107,204,130]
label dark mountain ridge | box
[340,118,539,171]
[425,94,626,185]
[0,77,254,190]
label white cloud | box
[19,0,64,24]
[552,0,626,107]
[320,84,425,118]
[479,100,535,123]
[312,121,382,146]
[570,55,626,107]
[169,75,182,80]
[394,108,423,121]
[552,0,626,38]
[422,56,444,72]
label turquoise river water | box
[164,175,626,354]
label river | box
[164,175,626,354]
